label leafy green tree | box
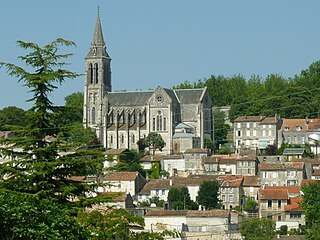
[0,39,105,204]
[144,132,165,156]
[0,190,89,240]
[0,106,26,131]
[243,196,258,211]
[240,218,276,240]
[213,109,230,150]
[78,209,172,240]
[168,187,198,210]
[196,180,220,209]
[302,181,320,226]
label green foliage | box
[168,187,198,210]
[0,190,89,240]
[78,209,171,240]
[240,218,276,240]
[0,39,105,205]
[243,196,258,211]
[213,109,230,150]
[0,106,26,131]
[196,180,221,209]
[302,181,320,226]
[149,161,161,179]
[277,225,288,235]
[144,132,166,156]
[140,196,165,208]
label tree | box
[0,190,89,240]
[0,106,26,131]
[302,181,320,227]
[168,187,198,210]
[144,132,165,156]
[240,218,276,240]
[196,180,220,209]
[0,39,106,204]
[243,196,258,211]
[78,209,172,240]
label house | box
[202,156,220,174]
[217,175,244,210]
[138,154,162,171]
[103,148,134,170]
[161,154,185,177]
[236,157,258,176]
[258,188,289,222]
[260,162,306,187]
[218,157,237,175]
[184,148,207,174]
[282,197,305,230]
[172,123,201,154]
[311,169,320,180]
[137,175,218,203]
[282,148,305,161]
[233,115,281,152]
[264,186,301,198]
[242,176,260,201]
[278,118,320,155]
[102,171,147,198]
[98,192,134,209]
[144,209,231,234]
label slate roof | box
[174,88,205,104]
[283,148,305,155]
[260,116,278,124]
[175,122,193,129]
[107,91,153,106]
[104,171,140,181]
[259,189,289,200]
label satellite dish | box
[309,134,320,142]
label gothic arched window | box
[91,107,96,124]
[110,135,113,144]
[131,134,135,144]
[120,134,124,144]
[156,110,163,131]
[163,117,167,131]
[89,63,93,84]
[95,63,99,84]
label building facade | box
[83,14,214,154]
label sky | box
[1,1,320,110]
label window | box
[237,123,241,128]
[91,107,96,124]
[156,111,162,131]
[221,195,226,201]
[120,135,124,144]
[268,200,272,208]
[290,213,301,219]
[253,122,257,128]
[163,117,167,131]
[262,130,266,137]
[152,117,156,131]
[269,130,272,136]
[284,126,289,131]
[237,131,241,137]
[296,125,302,131]
[247,123,250,128]
[287,180,298,186]
[253,130,257,137]
[229,195,233,202]
[229,188,233,193]
[278,213,282,221]
[246,130,250,137]
[263,172,267,178]
[94,63,99,83]
[131,134,135,144]
[278,200,282,209]
[110,135,113,144]
[88,63,93,84]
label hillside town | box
[1,9,320,240]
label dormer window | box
[284,126,289,131]
[296,125,302,132]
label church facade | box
[83,14,214,154]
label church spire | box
[87,10,110,58]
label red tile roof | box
[284,197,303,212]
[259,189,289,200]
[234,116,265,122]
[312,169,320,176]
[217,175,243,187]
[301,179,318,187]
[264,186,300,195]
[260,162,304,171]
[104,171,140,181]
[260,117,278,124]
[280,118,320,132]
[236,157,257,161]
[242,176,260,187]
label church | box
[83,14,214,154]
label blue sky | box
[1,1,320,109]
